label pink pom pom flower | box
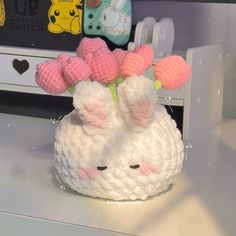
[120,52,146,77]
[56,54,71,67]
[134,44,154,69]
[154,55,191,90]
[76,37,108,60]
[36,60,69,95]
[85,48,120,84]
[112,48,128,66]
[63,57,91,86]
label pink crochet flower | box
[154,55,192,90]
[134,44,154,69]
[85,48,119,84]
[36,60,69,95]
[63,57,91,86]
[120,52,146,77]
[76,37,108,60]
[57,54,71,67]
[112,48,128,65]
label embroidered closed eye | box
[130,164,140,169]
[97,166,107,171]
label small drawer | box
[0,53,50,87]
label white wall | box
[132,1,236,118]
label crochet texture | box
[54,75,184,200]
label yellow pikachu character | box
[48,0,82,35]
[0,0,5,27]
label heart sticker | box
[12,59,30,75]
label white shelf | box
[0,113,236,236]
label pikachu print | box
[0,0,5,27]
[48,0,82,35]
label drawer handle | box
[12,59,29,75]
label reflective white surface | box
[0,113,236,236]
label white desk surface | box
[0,113,235,236]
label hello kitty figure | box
[100,0,131,36]
[35,37,191,200]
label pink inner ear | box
[130,99,154,127]
[83,104,108,128]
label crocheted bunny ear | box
[117,75,157,131]
[73,80,116,131]
[154,55,191,90]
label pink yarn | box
[57,54,71,67]
[77,169,89,180]
[130,99,154,127]
[134,44,154,69]
[63,57,91,86]
[85,48,119,84]
[139,164,160,176]
[154,55,192,90]
[77,168,99,180]
[83,103,108,128]
[139,165,152,176]
[36,60,69,95]
[76,37,108,59]
[120,52,146,77]
[112,48,128,65]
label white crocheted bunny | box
[54,75,184,200]
[100,0,131,36]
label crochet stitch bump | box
[154,55,192,90]
[36,60,69,95]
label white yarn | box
[118,75,157,131]
[54,76,184,200]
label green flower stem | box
[154,80,162,90]
[115,77,124,85]
[107,83,118,105]
[67,86,75,94]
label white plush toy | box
[35,37,191,200]
[54,76,184,200]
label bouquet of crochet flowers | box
[35,37,191,201]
